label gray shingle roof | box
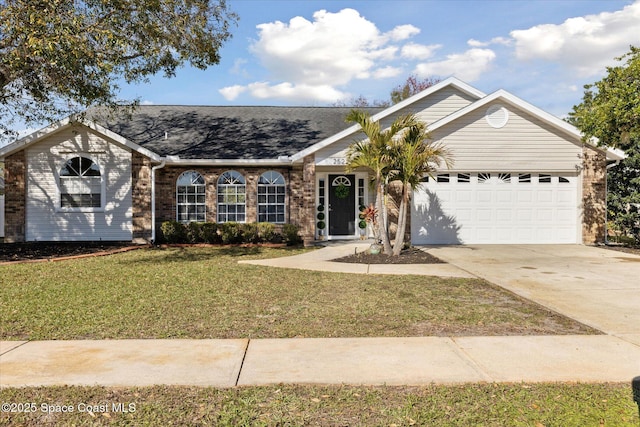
[88,105,383,160]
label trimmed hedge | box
[158,221,300,245]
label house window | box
[176,171,206,223]
[497,173,511,183]
[478,173,491,183]
[217,170,246,222]
[519,173,532,183]
[59,156,102,208]
[457,173,470,183]
[539,174,552,183]
[318,178,326,207]
[258,171,285,223]
[358,178,365,208]
[559,176,570,183]
[437,174,450,183]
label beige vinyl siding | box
[380,86,479,128]
[315,87,479,164]
[25,127,133,241]
[429,101,582,172]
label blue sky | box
[118,0,639,118]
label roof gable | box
[0,116,162,161]
[427,89,580,139]
[291,77,485,161]
[426,89,624,161]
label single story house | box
[0,77,625,245]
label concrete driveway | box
[428,245,640,341]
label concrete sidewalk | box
[2,242,640,388]
[2,335,640,387]
[239,241,475,278]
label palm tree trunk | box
[392,184,410,255]
[376,184,392,255]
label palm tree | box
[389,120,452,255]
[345,110,417,255]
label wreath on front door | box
[334,183,349,199]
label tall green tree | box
[345,110,416,255]
[569,46,640,243]
[389,121,451,255]
[0,0,237,137]
[569,46,639,151]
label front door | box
[328,174,355,236]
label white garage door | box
[411,172,578,244]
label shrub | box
[257,222,277,243]
[220,222,243,244]
[200,222,221,244]
[160,221,186,244]
[159,221,294,245]
[283,223,302,246]
[241,223,260,243]
[185,222,202,244]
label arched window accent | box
[217,170,246,223]
[258,171,286,223]
[176,171,206,223]
[59,156,102,208]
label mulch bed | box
[334,246,445,264]
[0,241,138,263]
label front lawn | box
[1,383,637,426]
[0,246,597,339]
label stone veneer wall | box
[301,155,316,245]
[4,151,26,243]
[154,164,315,243]
[582,145,607,244]
[131,152,152,242]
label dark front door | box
[328,174,356,236]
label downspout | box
[151,159,166,243]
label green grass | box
[1,383,637,426]
[0,246,597,340]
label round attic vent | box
[486,104,509,128]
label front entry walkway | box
[239,241,474,277]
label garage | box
[411,172,579,244]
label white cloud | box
[371,66,404,79]
[251,9,383,86]
[140,100,155,106]
[386,24,420,41]
[414,48,496,82]
[230,8,421,103]
[467,39,487,48]
[219,85,246,101]
[401,42,441,60]
[246,82,347,103]
[511,0,640,77]
[468,37,511,47]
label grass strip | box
[1,383,637,426]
